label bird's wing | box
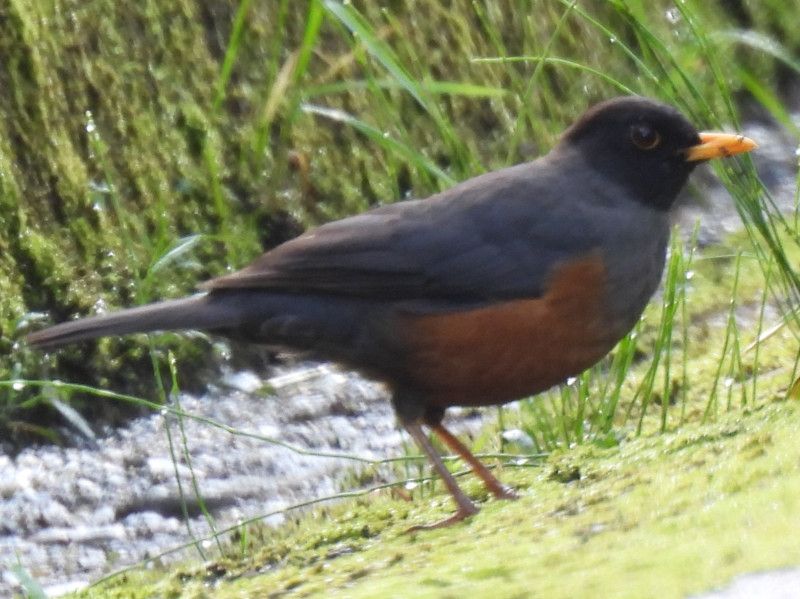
[203,163,600,302]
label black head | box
[557,96,703,211]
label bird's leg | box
[404,421,479,530]
[431,423,518,500]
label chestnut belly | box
[397,256,625,407]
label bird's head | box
[557,96,757,210]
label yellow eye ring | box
[630,124,661,150]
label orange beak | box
[685,132,758,162]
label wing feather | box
[203,161,599,302]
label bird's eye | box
[630,124,661,150]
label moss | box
[72,401,800,598]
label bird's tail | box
[26,294,246,350]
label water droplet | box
[566,377,577,386]
[85,110,96,133]
[89,180,112,194]
[12,380,25,391]
[723,377,734,388]
[609,36,617,44]
[93,299,108,314]
[685,270,695,280]
[665,8,681,24]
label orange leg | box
[404,421,479,530]
[431,423,518,500]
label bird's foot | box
[405,502,479,533]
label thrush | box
[27,96,757,528]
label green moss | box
[75,401,800,598]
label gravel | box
[1,365,488,596]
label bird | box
[26,96,757,529]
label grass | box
[2,0,800,595]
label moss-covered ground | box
[77,400,800,598]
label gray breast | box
[598,203,671,337]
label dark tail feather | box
[26,294,246,349]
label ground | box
[77,400,800,598]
